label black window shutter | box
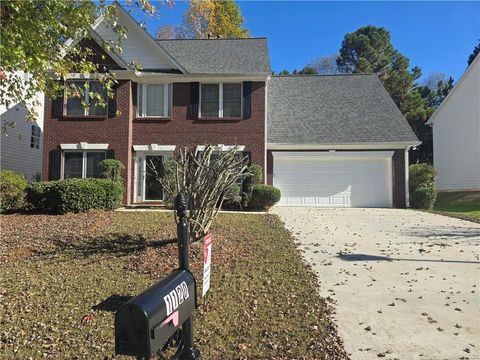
[53,80,64,118]
[48,149,62,180]
[106,149,115,159]
[188,82,199,118]
[107,83,118,117]
[242,81,252,119]
[243,151,252,166]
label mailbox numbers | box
[163,281,190,316]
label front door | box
[144,155,164,201]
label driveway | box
[272,208,480,359]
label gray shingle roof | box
[267,74,419,144]
[156,38,271,75]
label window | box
[137,84,172,117]
[30,125,40,149]
[200,83,242,118]
[64,151,106,179]
[65,80,107,116]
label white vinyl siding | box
[273,152,393,208]
[137,84,171,118]
[431,58,480,191]
[199,83,242,118]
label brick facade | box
[266,149,407,208]
[42,81,266,205]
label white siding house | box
[427,55,480,191]
[1,90,44,182]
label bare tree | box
[151,145,250,241]
[307,54,341,75]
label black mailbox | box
[115,269,197,357]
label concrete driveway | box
[272,208,480,359]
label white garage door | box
[273,151,393,208]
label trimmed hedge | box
[249,184,281,210]
[26,178,123,213]
[0,170,27,213]
[100,159,125,182]
[409,163,437,209]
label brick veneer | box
[42,80,266,205]
[266,149,407,208]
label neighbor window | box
[30,125,40,149]
[63,151,106,179]
[200,83,242,118]
[65,80,107,116]
[137,83,172,117]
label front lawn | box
[432,191,480,222]
[0,211,347,359]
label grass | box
[431,191,480,222]
[0,211,346,359]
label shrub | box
[100,159,125,182]
[26,178,123,213]
[409,163,437,209]
[249,184,281,210]
[0,170,27,213]
[242,164,264,207]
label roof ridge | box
[271,73,375,78]
[156,37,267,41]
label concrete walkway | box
[272,208,480,359]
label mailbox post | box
[175,193,201,360]
[115,193,201,360]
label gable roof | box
[267,74,419,145]
[156,38,271,75]
[427,54,479,125]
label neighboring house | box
[1,74,44,181]
[427,55,480,192]
[42,3,419,208]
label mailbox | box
[115,269,197,358]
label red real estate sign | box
[202,234,212,297]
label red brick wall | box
[266,149,407,208]
[42,80,133,204]
[43,80,265,205]
[132,82,265,169]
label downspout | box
[405,146,411,208]
[264,76,269,184]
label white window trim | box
[60,142,109,150]
[137,83,172,118]
[199,82,243,118]
[62,150,106,179]
[64,80,107,116]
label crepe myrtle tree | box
[147,145,250,242]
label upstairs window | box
[64,151,106,179]
[30,125,40,149]
[65,80,107,116]
[137,84,172,117]
[200,83,242,118]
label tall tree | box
[307,54,340,75]
[467,39,480,66]
[336,25,428,124]
[158,0,249,39]
[0,0,160,123]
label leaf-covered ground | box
[0,211,347,359]
[431,191,480,223]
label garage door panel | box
[274,154,392,208]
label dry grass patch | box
[0,212,347,359]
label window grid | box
[137,83,171,118]
[30,125,41,149]
[199,83,242,118]
[63,151,106,179]
[65,80,107,116]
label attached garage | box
[273,151,393,207]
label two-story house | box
[43,3,419,208]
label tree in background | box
[467,39,479,66]
[0,0,161,123]
[336,25,428,124]
[157,0,249,39]
[410,74,454,164]
[307,54,340,75]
